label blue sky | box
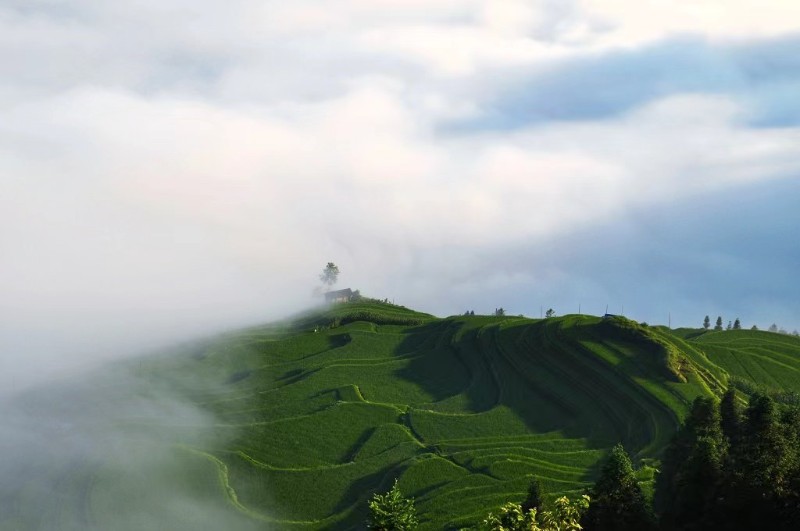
[2,0,800,390]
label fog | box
[0,353,267,530]
[2,1,800,528]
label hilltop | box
[6,300,800,530]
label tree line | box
[367,389,800,530]
[703,315,798,335]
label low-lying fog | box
[0,348,266,530]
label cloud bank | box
[2,1,800,393]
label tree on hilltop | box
[769,323,778,333]
[545,308,555,318]
[703,315,711,330]
[319,262,339,290]
[714,316,723,331]
[733,318,741,330]
[495,308,505,316]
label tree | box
[720,389,742,445]
[522,478,544,513]
[656,396,725,527]
[545,308,555,318]
[481,496,589,531]
[733,318,742,330]
[703,315,711,330]
[727,320,732,331]
[752,324,759,331]
[583,444,655,531]
[769,323,779,333]
[319,262,339,290]
[367,479,418,530]
[495,308,505,316]
[481,502,531,531]
[715,316,723,331]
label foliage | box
[655,389,800,531]
[654,397,723,528]
[495,308,506,316]
[703,315,710,330]
[714,316,723,331]
[320,262,340,288]
[522,478,544,512]
[367,479,418,530]
[545,309,555,318]
[481,495,589,531]
[582,444,655,531]
[481,502,532,531]
[720,389,742,444]
[733,318,741,330]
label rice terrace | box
[7,297,800,530]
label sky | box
[2,0,800,391]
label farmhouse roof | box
[325,288,353,302]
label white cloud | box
[2,0,800,390]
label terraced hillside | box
[127,303,742,530]
[5,301,800,530]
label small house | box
[325,288,353,304]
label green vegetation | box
[367,479,418,530]
[582,444,655,531]
[655,391,800,530]
[480,494,588,531]
[6,300,800,530]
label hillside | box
[5,300,800,530]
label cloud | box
[461,33,800,128]
[2,0,800,395]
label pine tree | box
[582,444,655,531]
[522,478,544,513]
[703,315,711,330]
[655,397,724,527]
[715,316,723,331]
[720,389,742,445]
[733,318,742,330]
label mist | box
[0,348,267,530]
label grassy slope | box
[12,301,799,530]
[135,302,799,530]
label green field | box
[5,301,800,530]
